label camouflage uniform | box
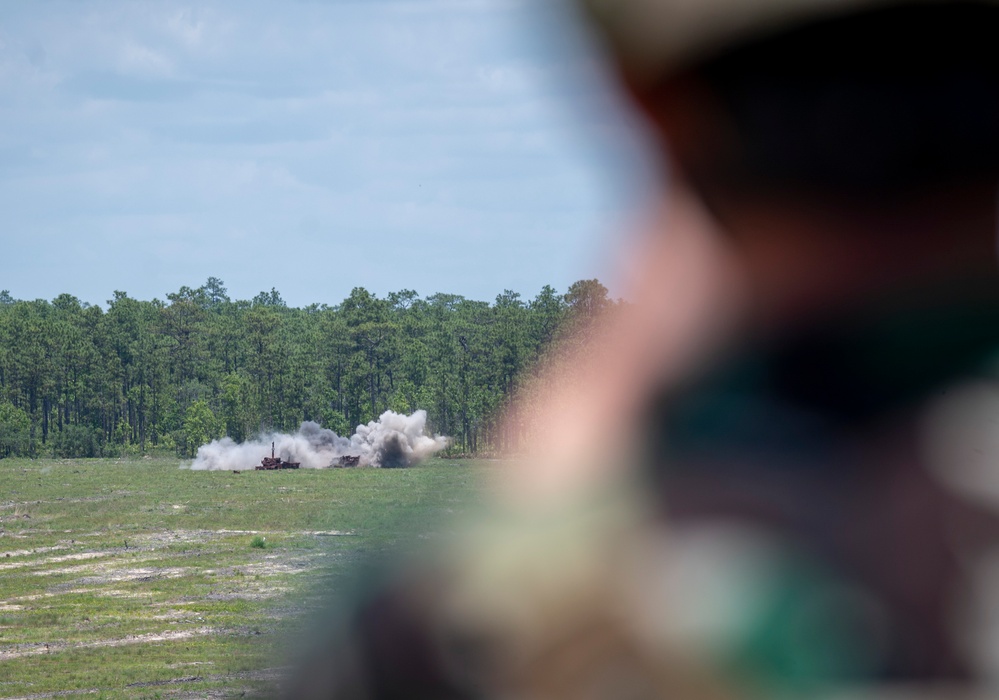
[644,288,999,691]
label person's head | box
[579,1,999,318]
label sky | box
[0,0,652,309]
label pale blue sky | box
[0,0,651,308]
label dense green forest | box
[0,278,612,459]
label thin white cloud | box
[0,0,637,308]
[165,9,206,47]
[118,41,174,77]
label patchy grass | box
[0,456,485,698]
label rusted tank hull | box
[254,442,300,470]
[254,462,300,470]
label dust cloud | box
[189,410,448,470]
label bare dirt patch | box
[0,546,68,559]
[0,551,109,572]
[0,627,216,660]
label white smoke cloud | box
[189,409,448,471]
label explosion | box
[189,410,448,470]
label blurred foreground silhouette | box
[288,2,999,698]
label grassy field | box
[0,455,485,699]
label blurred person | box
[287,1,999,698]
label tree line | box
[0,278,613,459]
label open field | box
[0,456,485,699]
